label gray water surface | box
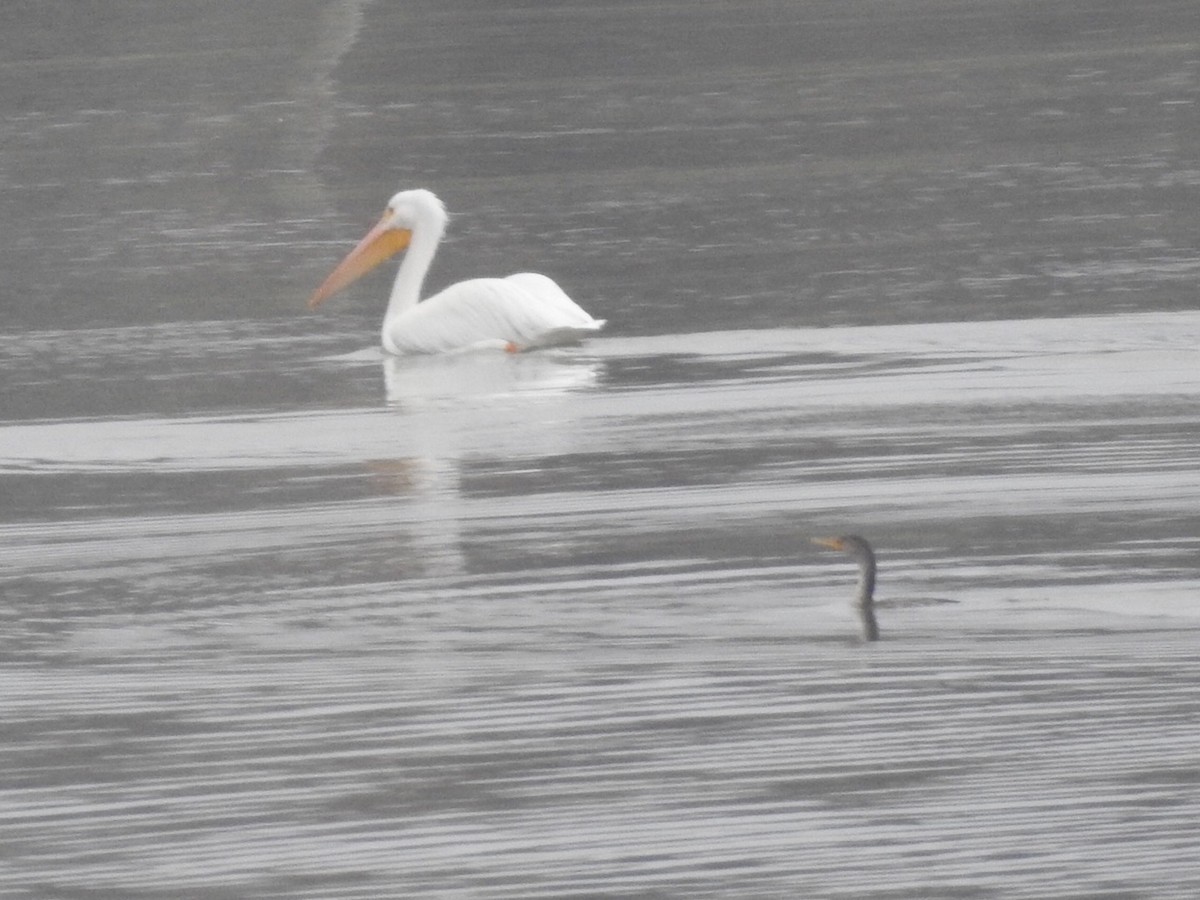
[2,2,1199,898]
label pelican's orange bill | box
[308,213,412,309]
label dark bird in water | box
[812,534,879,642]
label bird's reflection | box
[360,349,602,581]
[382,346,602,408]
[362,458,424,495]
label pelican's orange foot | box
[504,341,520,353]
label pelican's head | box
[384,188,447,231]
[308,188,448,310]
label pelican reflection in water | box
[813,534,880,642]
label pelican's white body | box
[383,270,604,355]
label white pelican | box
[308,189,605,354]
[813,534,880,641]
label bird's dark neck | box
[856,558,878,642]
[858,602,880,642]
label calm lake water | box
[2,2,1199,897]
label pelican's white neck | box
[382,196,447,332]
